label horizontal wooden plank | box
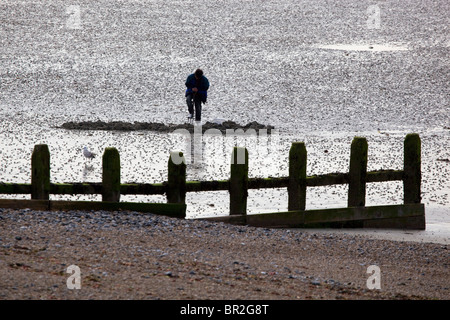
[50,183,102,194]
[248,177,289,189]
[0,199,49,210]
[366,170,403,183]
[307,173,348,186]
[186,180,229,192]
[0,198,186,218]
[0,170,405,196]
[0,183,31,194]
[50,200,186,218]
[121,183,166,195]
[303,203,424,225]
[201,204,425,230]
[363,215,425,229]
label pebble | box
[311,279,321,286]
[0,204,448,300]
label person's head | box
[194,69,203,79]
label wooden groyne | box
[203,133,424,229]
[0,134,424,229]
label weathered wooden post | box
[167,151,186,203]
[404,133,421,204]
[102,147,120,202]
[230,147,248,215]
[348,137,368,207]
[288,142,307,211]
[31,144,50,200]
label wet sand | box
[59,120,276,134]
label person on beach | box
[185,69,209,122]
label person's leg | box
[194,97,202,121]
[186,94,194,117]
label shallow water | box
[0,0,448,241]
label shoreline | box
[295,224,450,245]
[289,206,449,245]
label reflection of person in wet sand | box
[82,163,94,180]
[185,69,209,123]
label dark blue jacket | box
[185,74,209,102]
